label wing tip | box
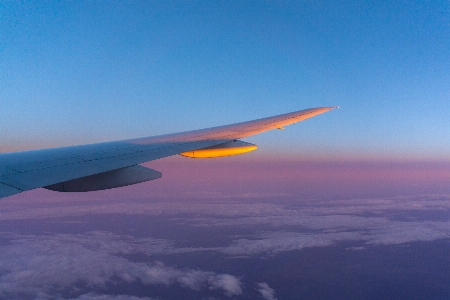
[320,106,339,112]
[311,106,339,113]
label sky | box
[1,1,450,300]
[1,0,449,159]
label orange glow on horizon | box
[139,155,450,200]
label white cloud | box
[209,274,242,296]
[0,233,242,300]
[222,231,362,255]
[257,283,277,300]
[217,217,450,255]
[61,293,156,300]
[346,246,366,251]
[33,291,157,300]
[2,194,450,261]
[365,220,450,245]
[2,195,450,259]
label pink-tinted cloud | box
[2,155,449,206]
[136,156,450,200]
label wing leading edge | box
[0,107,337,199]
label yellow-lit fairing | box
[180,140,257,158]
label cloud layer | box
[257,283,277,300]
[0,232,241,300]
[1,189,450,299]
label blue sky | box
[1,1,449,159]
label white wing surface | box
[0,107,337,199]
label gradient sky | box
[1,3,450,299]
[1,1,449,160]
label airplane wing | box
[0,107,337,199]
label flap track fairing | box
[44,165,161,192]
